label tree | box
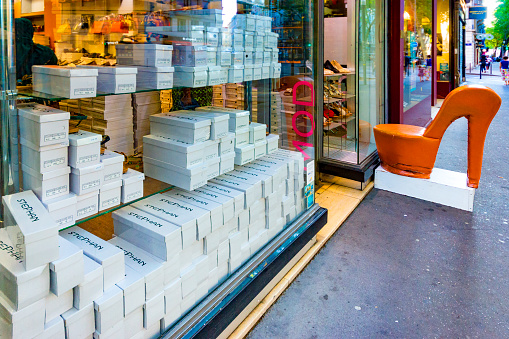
[485,27,503,50]
[492,0,509,55]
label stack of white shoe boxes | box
[0,191,60,338]
[133,91,161,153]
[195,106,252,167]
[112,205,183,332]
[18,104,72,216]
[121,168,145,204]
[60,226,126,337]
[68,131,103,220]
[81,95,134,155]
[249,122,268,159]
[98,150,124,212]
[144,112,212,190]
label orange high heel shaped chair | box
[374,85,501,188]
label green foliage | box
[493,0,509,45]
[485,27,503,49]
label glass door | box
[321,0,386,170]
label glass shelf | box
[59,177,174,231]
[17,86,181,102]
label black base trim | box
[192,207,328,339]
[318,153,379,182]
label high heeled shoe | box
[373,85,501,188]
[324,60,339,73]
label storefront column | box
[388,0,405,124]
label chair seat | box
[374,124,428,139]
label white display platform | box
[375,166,475,212]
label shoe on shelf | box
[331,60,351,73]
[324,60,339,73]
[324,69,335,75]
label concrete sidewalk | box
[247,75,509,338]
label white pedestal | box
[375,166,475,212]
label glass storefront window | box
[403,0,433,126]
[2,0,319,333]
[437,0,451,82]
[322,0,385,166]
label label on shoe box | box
[192,186,235,225]
[164,188,223,232]
[60,226,125,291]
[211,174,262,208]
[132,194,211,243]
[202,183,245,217]
[2,190,59,270]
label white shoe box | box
[21,165,70,202]
[205,157,220,180]
[228,65,244,83]
[136,66,175,90]
[74,256,103,310]
[173,66,208,88]
[0,229,49,311]
[173,46,207,67]
[286,207,297,224]
[180,288,197,316]
[162,255,180,287]
[207,65,222,85]
[228,231,243,259]
[108,237,164,301]
[235,128,250,147]
[232,167,273,197]
[220,152,235,175]
[76,190,99,220]
[188,111,229,140]
[116,44,173,67]
[203,224,229,255]
[2,191,59,271]
[212,174,262,208]
[195,280,209,302]
[100,151,124,184]
[203,139,220,161]
[192,186,235,225]
[273,149,305,174]
[131,195,197,248]
[20,138,68,174]
[244,65,254,81]
[68,131,102,169]
[124,307,144,338]
[45,289,73,323]
[250,229,268,254]
[61,304,95,338]
[143,291,164,329]
[228,254,242,274]
[35,316,65,339]
[240,243,251,264]
[121,169,145,203]
[270,63,282,78]
[258,155,294,179]
[207,267,219,292]
[286,177,295,195]
[207,249,218,272]
[157,193,212,240]
[60,226,125,291]
[224,217,238,234]
[94,285,123,334]
[33,65,97,99]
[142,320,161,339]
[43,193,77,229]
[79,66,137,94]
[249,218,265,242]
[217,239,230,265]
[234,144,255,166]
[180,265,197,300]
[150,111,211,144]
[161,303,181,333]
[217,47,232,66]
[219,133,235,156]
[163,279,181,318]
[254,140,267,159]
[253,66,262,80]
[99,180,122,212]
[266,134,279,153]
[50,236,85,296]
[93,319,124,339]
[217,261,228,284]
[249,198,265,224]
[143,135,205,169]
[0,295,45,338]
[206,27,220,47]
[201,184,242,217]
[219,67,229,83]
[113,205,182,262]
[18,103,70,147]
[195,106,250,132]
[71,162,104,196]
[262,63,270,79]
[179,239,204,270]
[247,160,286,185]
[238,209,249,231]
[116,265,145,316]
[166,189,222,232]
[249,123,267,144]
[192,255,209,287]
